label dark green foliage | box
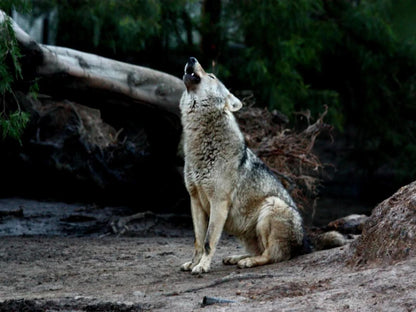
[0,0,30,14]
[0,11,23,93]
[0,111,30,143]
[56,0,161,54]
[320,0,416,180]
[219,0,416,183]
[223,0,335,119]
[220,0,408,129]
[0,0,31,144]
[55,0,196,66]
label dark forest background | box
[1,0,416,221]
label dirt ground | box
[0,198,415,311]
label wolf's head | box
[183,57,242,112]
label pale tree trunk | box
[1,10,185,116]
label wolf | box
[179,57,304,274]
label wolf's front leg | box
[191,200,229,274]
[181,194,208,271]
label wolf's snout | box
[188,57,197,66]
[185,57,198,74]
[184,57,201,89]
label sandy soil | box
[0,198,415,311]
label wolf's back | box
[236,145,296,209]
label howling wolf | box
[180,57,304,274]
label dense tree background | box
[1,0,416,207]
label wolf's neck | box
[183,108,243,157]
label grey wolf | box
[179,57,304,274]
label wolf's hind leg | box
[223,254,251,265]
[237,197,303,269]
[237,254,272,268]
[236,232,276,268]
[223,237,259,265]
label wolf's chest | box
[181,110,242,184]
[184,134,224,182]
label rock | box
[348,181,416,266]
[327,214,369,234]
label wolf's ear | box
[225,93,242,112]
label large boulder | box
[348,181,416,266]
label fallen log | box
[0,10,185,116]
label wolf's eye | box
[208,74,215,79]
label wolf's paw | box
[191,263,210,275]
[180,261,193,271]
[223,254,249,265]
[237,258,256,268]
[222,256,237,265]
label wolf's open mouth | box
[184,65,201,85]
[185,65,195,75]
